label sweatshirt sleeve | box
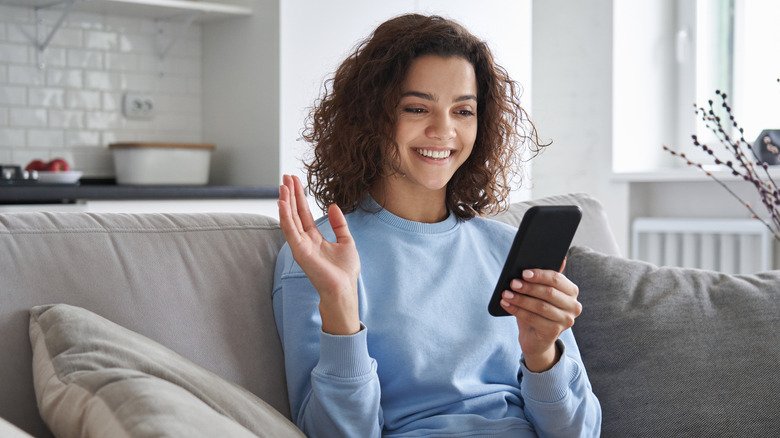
[272,246,383,437]
[518,329,602,437]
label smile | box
[415,149,452,160]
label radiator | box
[631,218,773,274]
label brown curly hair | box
[303,13,544,219]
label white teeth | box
[416,149,451,159]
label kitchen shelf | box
[0,0,252,22]
[0,182,277,204]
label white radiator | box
[631,218,773,274]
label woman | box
[273,14,601,437]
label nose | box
[425,112,456,141]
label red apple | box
[25,159,47,172]
[45,158,70,172]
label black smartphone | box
[488,205,582,317]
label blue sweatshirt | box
[272,198,601,437]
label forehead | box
[402,55,477,95]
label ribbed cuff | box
[314,323,374,379]
[519,339,580,403]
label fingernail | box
[502,291,514,299]
[522,270,533,279]
[500,299,509,307]
[510,279,523,290]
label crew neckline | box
[359,196,460,234]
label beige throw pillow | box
[29,304,304,438]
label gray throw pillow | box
[564,246,780,437]
[29,304,304,438]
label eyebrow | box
[401,91,477,103]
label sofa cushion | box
[564,246,780,437]
[0,212,286,437]
[30,304,304,438]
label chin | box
[414,177,451,192]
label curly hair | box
[303,13,544,219]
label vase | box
[753,129,780,165]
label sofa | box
[1,193,779,437]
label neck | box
[370,180,449,223]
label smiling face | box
[384,55,478,202]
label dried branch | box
[662,83,780,241]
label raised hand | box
[499,261,582,372]
[278,174,361,335]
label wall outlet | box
[122,92,156,120]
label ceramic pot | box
[752,129,780,165]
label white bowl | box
[110,143,214,185]
[36,171,83,184]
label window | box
[732,0,780,141]
[692,0,733,146]
[691,0,779,149]
[612,0,779,173]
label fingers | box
[278,174,315,243]
[327,204,353,244]
[283,175,304,234]
[500,289,579,328]
[279,174,350,249]
[278,184,302,244]
[521,269,579,297]
[501,301,564,332]
[292,175,316,231]
[500,269,582,328]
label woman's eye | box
[457,109,475,117]
[403,107,427,114]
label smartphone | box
[488,205,582,317]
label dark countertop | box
[0,179,278,204]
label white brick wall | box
[0,4,202,177]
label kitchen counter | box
[0,179,278,204]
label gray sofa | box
[1,193,778,437]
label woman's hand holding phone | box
[487,205,583,372]
[278,174,361,336]
[499,264,582,373]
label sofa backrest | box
[0,193,619,436]
[491,192,621,256]
[0,212,287,437]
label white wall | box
[612,0,680,173]
[279,0,532,211]
[530,0,629,253]
[202,0,279,186]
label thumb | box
[327,204,353,243]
